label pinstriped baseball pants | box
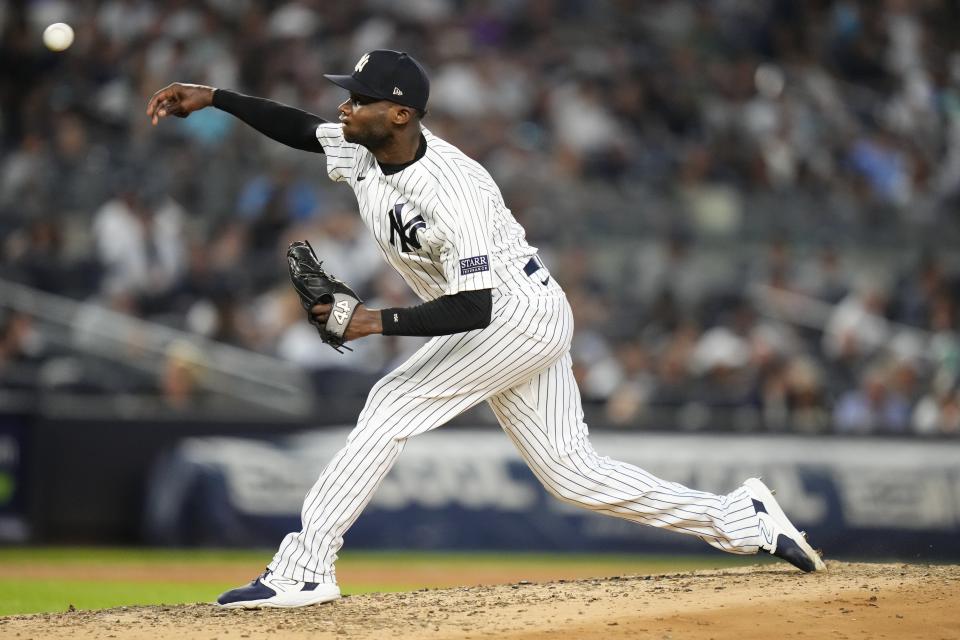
[270,291,763,583]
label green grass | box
[0,580,229,615]
[0,547,756,616]
[0,579,420,616]
[0,546,270,565]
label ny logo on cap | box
[355,53,370,73]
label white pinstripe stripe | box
[488,376,759,554]
[530,363,734,510]
[491,405,733,546]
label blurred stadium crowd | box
[2,0,960,435]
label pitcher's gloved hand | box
[286,240,362,352]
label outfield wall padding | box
[142,428,960,559]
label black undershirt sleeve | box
[212,89,326,153]
[381,289,492,337]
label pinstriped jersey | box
[316,123,548,302]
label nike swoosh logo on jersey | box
[357,175,366,181]
[541,277,550,286]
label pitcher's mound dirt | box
[1,562,957,639]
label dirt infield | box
[1,562,957,640]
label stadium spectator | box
[92,182,187,303]
[833,364,911,434]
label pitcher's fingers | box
[150,99,170,125]
[147,88,176,116]
[146,90,166,116]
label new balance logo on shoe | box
[744,477,825,573]
[269,577,300,588]
[759,518,775,546]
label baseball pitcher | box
[147,50,824,609]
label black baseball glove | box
[286,240,362,352]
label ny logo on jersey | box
[388,202,425,252]
[355,53,371,73]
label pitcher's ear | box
[390,104,413,125]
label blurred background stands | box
[1,0,960,436]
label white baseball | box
[43,23,75,52]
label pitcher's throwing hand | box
[146,83,214,125]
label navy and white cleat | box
[743,477,826,573]
[217,570,341,608]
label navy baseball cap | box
[324,50,430,111]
